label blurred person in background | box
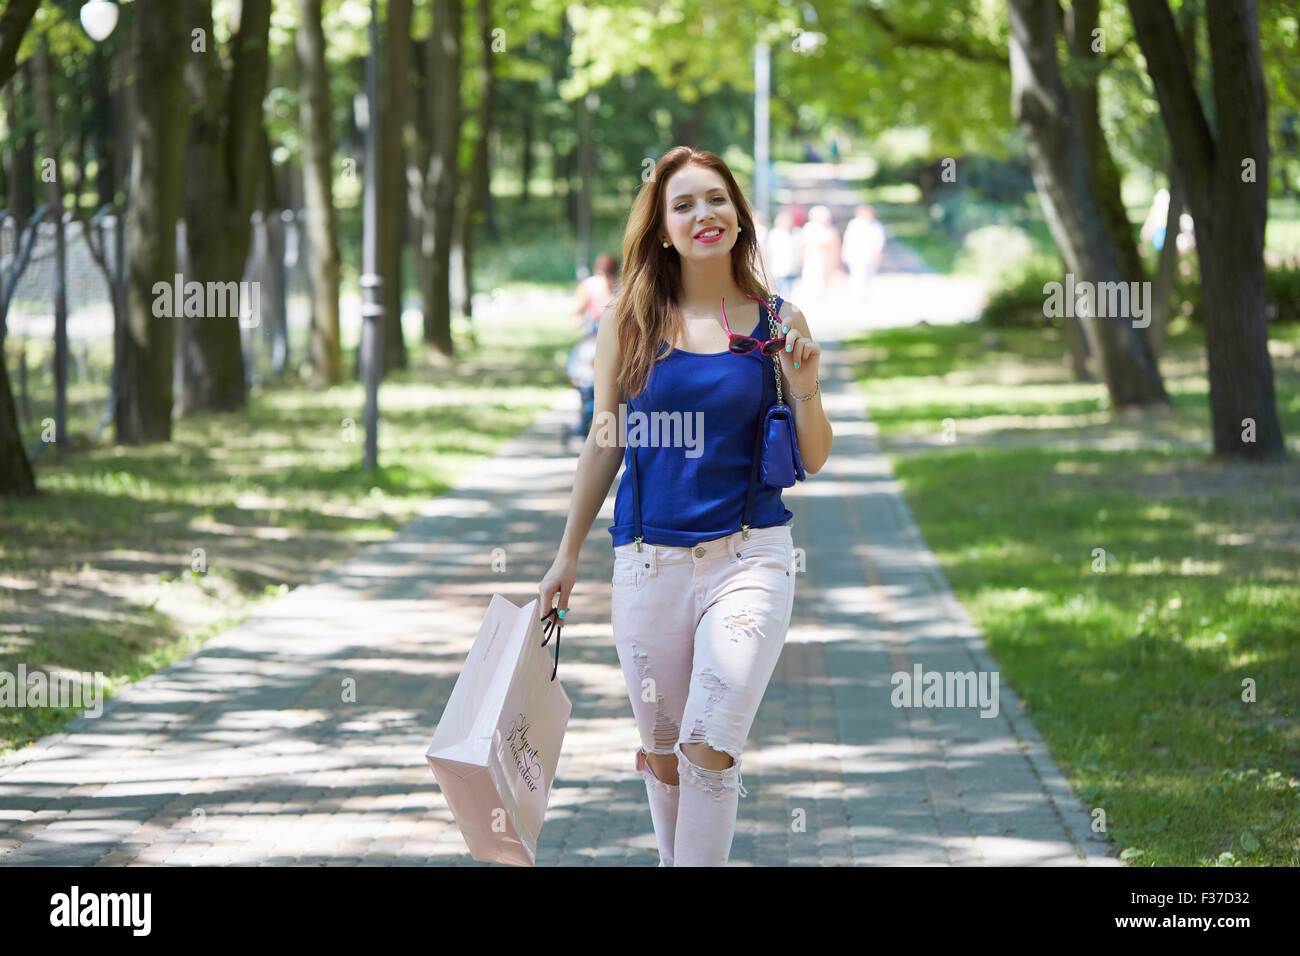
[842,204,886,297]
[574,253,620,333]
[827,127,846,164]
[566,254,620,446]
[1140,188,1171,253]
[799,205,841,297]
[764,208,802,299]
[1175,213,1196,257]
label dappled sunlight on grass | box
[847,318,1300,865]
[1122,556,1227,577]
[0,310,577,754]
[856,322,1300,459]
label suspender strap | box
[629,427,644,550]
[629,418,764,550]
[739,403,764,540]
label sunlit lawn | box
[847,316,1300,866]
[0,306,577,756]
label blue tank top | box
[608,306,795,547]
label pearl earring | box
[662,241,669,247]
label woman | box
[763,208,802,299]
[537,147,833,866]
[567,255,620,444]
[798,204,842,297]
[841,204,886,297]
[574,253,619,334]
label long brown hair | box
[614,147,773,401]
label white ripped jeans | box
[610,523,796,866]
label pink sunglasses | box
[719,294,786,355]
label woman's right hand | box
[538,553,578,622]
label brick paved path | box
[0,307,1117,866]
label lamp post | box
[78,1,127,447]
[754,40,770,224]
[359,0,383,473]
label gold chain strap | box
[766,294,784,407]
[767,293,819,403]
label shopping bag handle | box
[540,607,563,682]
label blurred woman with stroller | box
[566,254,620,448]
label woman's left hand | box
[776,324,821,397]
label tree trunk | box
[297,0,342,387]
[0,0,38,90]
[1148,3,1197,359]
[4,63,35,225]
[1008,0,1168,409]
[1065,315,1093,381]
[2,78,19,217]
[577,91,592,281]
[405,31,429,258]
[0,54,36,491]
[562,146,576,229]
[483,127,497,239]
[1,1,59,491]
[253,121,290,378]
[1062,0,1159,377]
[0,351,34,494]
[419,0,462,356]
[117,0,187,445]
[179,0,272,413]
[90,43,117,210]
[1149,163,1184,357]
[519,105,532,207]
[32,39,68,459]
[1129,0,1284,459]
[1064,0,1146,288]
[459,0,495,328]
[378,0,412,375]
[671,101,702,149]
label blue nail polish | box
[782,326,788,333]
[558,609,566,618]
[785,343,792,351]
[795,361,800,368]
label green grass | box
[847,318,1300,865]
[872,199,1057,279]
[854,318,1300,444]
[0,305,578,757]
[874,193,1300,285]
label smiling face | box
[660,164,739,259]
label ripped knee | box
[638,747,680,787]
[675,738,747,800]
[679,740,735,771]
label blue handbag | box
[757,294,806,488]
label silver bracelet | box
[791,380,820,402]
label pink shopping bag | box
[425,594,570,866]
